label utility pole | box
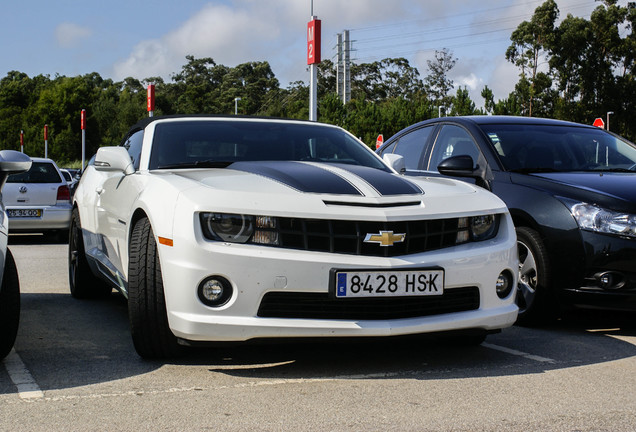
[343,30,351,104]
[336,33,343,102]
[336,30,351,104]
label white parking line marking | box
[483,343,556,363]
[2,349,44,399]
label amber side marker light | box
[158,237,174,247]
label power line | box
[349,1,595,64]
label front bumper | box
[6,204,72,232]
[560,230,636,311]
[157,214,519,343]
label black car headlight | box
[566,201,636,239]
[200,213,279,245]
[470,214,498,241]
[457,214,499,243]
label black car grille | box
[257,287,480,320]
[275,217,469,257]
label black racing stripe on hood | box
[333,164,424,196]
[229,161,362,195]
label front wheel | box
[0,249,20,360]
[515,226,558,325]
[128,217,182,359]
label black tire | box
[515,226,558,325]
[68,208,112,299]
[128,217,182,359]
[0,249,20,360]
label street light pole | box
[607,111,614,131]
[234,97,241,115]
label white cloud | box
[111,0,428,83]
[113,3,282,80]
[109,0,608,91]
[55,23,92,48]
[457,73,482,91]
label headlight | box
[471,214,497,241]
[567,201,636,238]
[200,213,279,244]
[456,214,499,243]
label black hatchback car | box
[378,116,636,323]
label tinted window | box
[122,129,144,171]
[391,126,433,170]
[479,124,636,172]
[7,162,62,184]
[428,125,481,171]
[149,120,388,171]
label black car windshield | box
[149,120,388,171]
[480,124,636,173]
[6,161,62,183]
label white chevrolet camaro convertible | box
[70,115,519,358]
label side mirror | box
[0,150,32,190]
[94,147,134,175]
[383,153,406,174]
[437,155,476,176]
[437,155,492,191]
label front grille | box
[257,287,480,320]
[274,217,470,257]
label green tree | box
[506,0,558,116]
[423,48,457,108]
[451,87,476,116]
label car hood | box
[515,171,636,212]
[166,161,506,219]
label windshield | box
[148,120,388,171]
[480,124,636,173]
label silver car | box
[0,150,31,359]
[3,157,72,240]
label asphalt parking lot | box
[1,235,636,432]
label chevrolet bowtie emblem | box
[363,231,406,247]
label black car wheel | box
[515,226,557,325]
[69,208,112,299]
[128,217,182,359]
[0,249,20,360]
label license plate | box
[334,269,444,298]
[7,209,42,218]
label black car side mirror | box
[437,155,491,191]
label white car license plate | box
[7,209,42,218]
[335,269,444,298]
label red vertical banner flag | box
[44,124,48,140]
[20,130,24,152]
[81,109,86,130]
[307,19,321,65]
[147,84,155,112]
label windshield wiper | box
[587,168,636,173]
[156,160,234,169]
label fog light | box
[198,276,233,307]
[595,271,625,290]
[496,270,514,298]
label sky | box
[0,0,616,108]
